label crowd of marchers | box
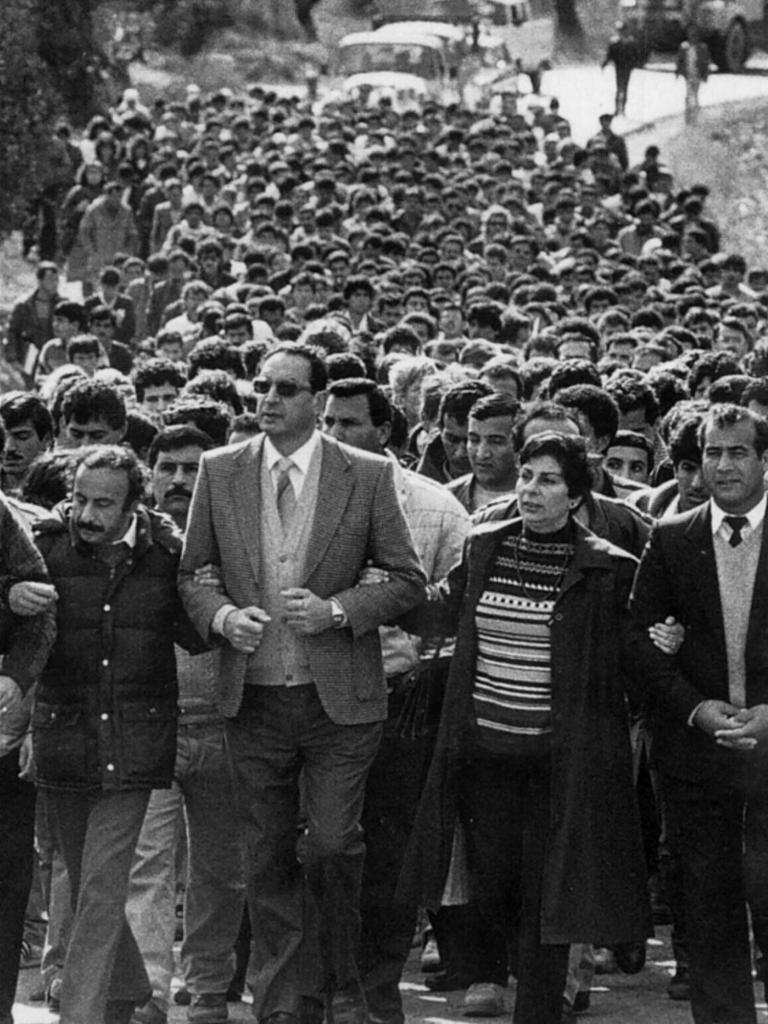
[3,75,768,1024]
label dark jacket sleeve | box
[0,501,56,691]
[628,523,704,723]
[400,536,469,638]
[6,298,32,364]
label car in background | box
[326,27,462,110]
[370,0,554,91]
[324,19,516,111]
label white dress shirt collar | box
[263,432,320,497]
[117,515,138,548]
[710,492,767,539]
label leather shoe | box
[189,993,228,1024]
[260,1014,300,1024]
[424,971,476,992]
[667,965,690,1001]
[572,992,590,1013]
[614,941,646,975]
[106,999,139,1024]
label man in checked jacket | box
[179,343,425,1024]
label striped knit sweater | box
[472,524,574,758]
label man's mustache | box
[165,485,193,500]
[77,521,104,534]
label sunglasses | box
[253,378,312,398]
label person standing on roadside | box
[601,22,642,116]
[676,25,711,125]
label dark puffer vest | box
[32,504,195,792]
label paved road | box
[12,926,768,1023]
[536,55,768,147]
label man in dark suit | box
[631,403,768,1024]
[179,343,425,1024]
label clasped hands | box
[694,700,768,751]
[193,564,333,653]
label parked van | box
[328,28,462,110]
[370,0,554,92]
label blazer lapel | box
[230,436,264,584]
[682,503,724,639]
[301,437,354,584]
[746,511,768,653]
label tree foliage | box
[148,0,235,56]
[0,0,59,231]
[554,0,584,44]
[37,0,112,123]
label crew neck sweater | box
[472,523,574,758]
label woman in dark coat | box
[399,433,651,1024]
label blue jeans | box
[228,684,383,1019]
[126,720,246,1010]
[45,787,152,1024]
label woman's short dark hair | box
[519,432,591,499]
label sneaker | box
[667,965,690,1001]
[131,998,168,1024]
[19,940,43,969]
[462,982,506,1018]
[188,993,228,1024]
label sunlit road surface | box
[541,53,768,145]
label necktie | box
[275,458,296,527]
[724,515,749,548]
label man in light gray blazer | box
[179,343,425,1024]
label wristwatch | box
[329,597,348,629]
